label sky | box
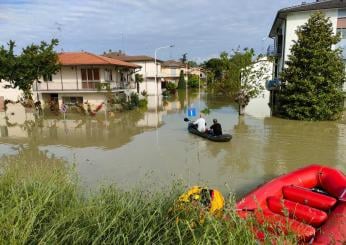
[0,0,305,62]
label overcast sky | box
[0,0,305,61]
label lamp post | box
[154,45,174,96]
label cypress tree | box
[178,70,186,89]
[279,11,345,120]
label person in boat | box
[192,114,207,132]
[209,119,222,136]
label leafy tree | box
[188,74,200,88]
[204,48,270,115]
[135,73,143,93]
[178,70,186,89]
[279,12,345,120]
[236,57,271,115]
[0,39,60,100]
[165,82,177,94]
[187,60,198,68]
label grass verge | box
[0,154,293,244]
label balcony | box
[267,44,282,57]
[33,80,136,92]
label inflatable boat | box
[236,165,346,244]
[187,123,232,142]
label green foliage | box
[135,74,144,83]
[0,156,296,244]
[0,39,60,99]
[141,90,148,97]
[279,12,345,120]
[166,82,177,94]
[178,70,186,89]
[188,74,200,88]
[200,107,211,115]
[204,49,270,109]
[138,98,148,108]
[96,83,111,91]
[187,60,198,68]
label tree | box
[187,60,198,68]
[178,70,186,89]
[204,48,270,115]
[279,12,345,120]
[236,57,271,115]
[135,73,143,93]
[0,39,60,100]
[188,74,200,88]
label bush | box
[0,155,296,244]
[138,98,148,108]
[166,82,177,94]
[188,74,200,88]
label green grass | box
[0,155,293,244]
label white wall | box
[245,58,273,118]
[131,61,163,95]
[284,9,338,63]
[36,66,134,91]
[0,81,22,101]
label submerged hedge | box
[0,154,293,244]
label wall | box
[245,58,273,118]
[284,9,338,63]
[36,66,134,91]
[0,81,22,101]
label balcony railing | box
[33,81,136,92]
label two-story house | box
[103,53,164,96]
[33,51,140,109]
[269,0,346,95]
[161,60,186,87]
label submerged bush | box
[0,156,293,244]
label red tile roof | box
[103,53,163,63]
[58,52,141,68]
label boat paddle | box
[184,117,190,122]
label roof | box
[269,0,346,37]
[162,60,185,68]
[103,53,162,63]
[58,52,141,68]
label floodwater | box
[0,90,345,197]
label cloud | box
[0,0,304,60]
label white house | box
[270,0,346,89]
[245,57,273,118]
[103,53,164,96]
[33,51,140,110]
[161,60,186,86]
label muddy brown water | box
[0,91,345,197]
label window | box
[43,74,52,82]
[62,96,83,105]
[50,94,58,103]
[81,68,100,81]
[104,69,113,81]
[338,9,346,18]
[337,28,346,39]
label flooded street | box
[0,91,345,197]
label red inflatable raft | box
[236,165,346,244]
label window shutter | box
[81,69,87,81]
[93,69,100,81]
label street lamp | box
[154,45,174,96]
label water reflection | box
[0,92,345,196]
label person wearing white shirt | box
[193,114,206,132]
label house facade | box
[103,53,164,96]
[33,52,139,109]
[269,0,346,95]
[161,60,186,86]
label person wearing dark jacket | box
[209,119,222,136]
